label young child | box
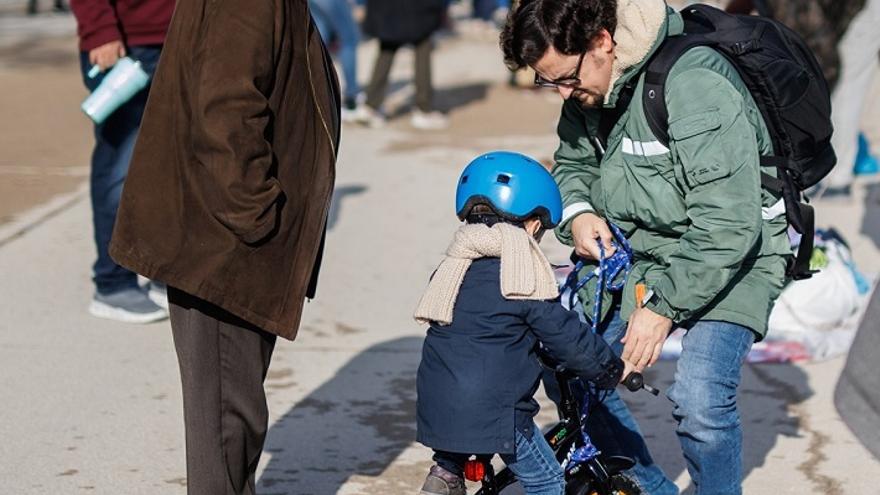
[414,151,632,495]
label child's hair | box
[465,203,536,229]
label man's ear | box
[596,28,615,54]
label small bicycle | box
[469,351,659,495]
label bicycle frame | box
[470,367,636,495]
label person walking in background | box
[821,0,880,193]
[27,0,68,15]
[70,0,172,323]
[727,0,880,195]
[472,0,498,23]
[360,0,449,130]
[310,0,368,122]
[107,0,340,491]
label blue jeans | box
[547,312,754,494]
[434,422,565,495]
[79,45,162,295]
[667,320,754,495]
[500,423,566,495]
[310,0,360,101]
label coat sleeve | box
[552,99,602,247]
[523,300,623,389]
[70,0,122,51]
[192,0,283,245]
[646,66,763,323]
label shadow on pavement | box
[625,359,812,493]
[327,184,368,231]
[257,336,422,495]
[0,36,78,69]
[387,82,490,120]
[256,335,812,494]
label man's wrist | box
[642,289,678,322]
[562,202,595,224]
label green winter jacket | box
[553,6,791,338]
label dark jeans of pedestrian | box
[78,45,161,295]
[168,287,277,495]
[365,37,434,113]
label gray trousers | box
[169,288,277,495]
[365,37,434,112]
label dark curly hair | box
[500,0,618,70]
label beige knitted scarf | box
[414,223,559,326]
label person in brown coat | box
[107,0,340,492]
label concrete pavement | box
[1,13,880,495]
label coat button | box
[504,441,511,449]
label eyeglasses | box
[534,51,586,89]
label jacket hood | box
[604,0,681,107]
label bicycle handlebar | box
[622,372,660,396]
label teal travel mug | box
[81,57,150,125]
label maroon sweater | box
[71,0,175,51]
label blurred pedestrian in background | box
[472,0,496,22]
[107,0,340,491]
[310,0,368,122]
[27,0,68,15]
[361,0,449,130]
[70,0,173,323]
[727,0,880,195]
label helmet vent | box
[460,175,468,184]
[496,174,511,184]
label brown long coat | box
[109,0,340,339]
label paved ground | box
[1,8,880,495]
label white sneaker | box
[89,287,168,324]
[350,105,386,128]
[342,104,375,125]
[148,281,169,310]
[411,110,449,130]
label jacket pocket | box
[669,110,731,186]
[669,110,721,140]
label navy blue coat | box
[416,258,623,455]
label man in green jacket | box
[502,0,791,493]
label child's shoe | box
[419,465,466,495]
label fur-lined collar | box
[605,0,670,103]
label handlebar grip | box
[622,372,644,392]
[622,372,660,396]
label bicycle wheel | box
[567,473,641,495]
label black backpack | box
[608,4,836,280]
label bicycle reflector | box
[464,459,485,481]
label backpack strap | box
[642,34,713,148]
[762,156,818,279]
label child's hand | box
[619,359,636,384]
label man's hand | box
[89,40,126,72]
[622,306,673,371]
[570,212,616,260]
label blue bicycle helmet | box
[455,151,562,228]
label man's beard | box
[573,88,604,109]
